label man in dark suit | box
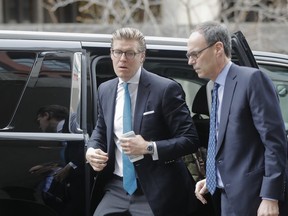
[189,21,288,216]
[86,27,200,216]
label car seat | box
[192,81,213,148]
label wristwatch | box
[147,142,154,154]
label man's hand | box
[257,199,279,216]
[86,147,108,171]
[119,134,147,155]
[194,179,208,204]
[29,162,59,175]
[54,165,70,182]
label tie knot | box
[212,83,219,96]
[123,82,129,90]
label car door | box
[231,31,259,68]
[0,39,88,216]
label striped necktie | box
[206,82,219,195]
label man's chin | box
[195,71,208,80]
[195,70,203,78]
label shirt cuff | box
[151,142,159,161]
[262,197,277,201]
[68,162,77,169]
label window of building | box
[3,0,36,23]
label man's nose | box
[120,53,127,60]
[188,57,196,65]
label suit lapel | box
[134,69,150,134]
[105,79,118,148]
[216,64,237,154]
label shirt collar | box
[118,67,141,85]
[57,120,65,132]
[215,61,232,86]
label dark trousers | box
[211,189,221,216]
[211,188,237,216]
[94,176,154,216]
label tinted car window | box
[144,58,204,112]
[10,52,72,132]
[0,51,36,129]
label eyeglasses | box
[111,49,141,60]
[186,42,217,61]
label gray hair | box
[111,27,146,52]
[193,21,232,58]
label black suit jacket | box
[88,69,200,216]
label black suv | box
[0,30,287,216]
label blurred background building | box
[0,0,287,54]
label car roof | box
[253,50,288,65]
[0,30,188,46]
[0,30,287,63]
[0,30,189,52]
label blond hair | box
[111,27,146,52]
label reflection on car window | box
[10,53,73,132]
[0,51,36,129]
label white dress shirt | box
[113,68,141,177]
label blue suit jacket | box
[88,69,200,216]
[216,63,288,215]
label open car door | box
[231,31,259,69]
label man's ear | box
[215,41,224,55]
[141,52,146,63]
[44,112,51,120]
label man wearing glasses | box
[190,21,288,216]
[86,27,200,216]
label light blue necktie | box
[122,82,137,195]
[206,82,219,195]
